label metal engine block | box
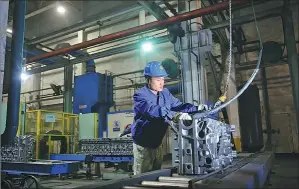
[1,135,35,162]
[172,117,236,175]
[79,138,133,156]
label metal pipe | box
[158,176,191,183]
[112,70,143,77]
[141,181,189,188]
[27,0,248,63]
[1,0,26,145]
[282,0,299,137]
[63,62,73,113]
[27,35,169,74]
[122,187,158,189]
[260,66,272,150]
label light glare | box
[57,6,66,14]
[142,42,153,52]
[21,72,29,81]
[7,28,12,33]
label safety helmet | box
[143,61,168,77]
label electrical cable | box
[194,0,264,119]
[223,0,233,97]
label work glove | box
[198,104,209,112]
[173,112,192,123]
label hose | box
[194,0,263,119]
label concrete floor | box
[37,154,299,189]
[264,154,299,189]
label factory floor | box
[264,154,299,189]
[37,154,299,189]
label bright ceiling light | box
[6,28,12,33]
[21,72,29,81]
[57,5,66,14]
[142,42,153,52]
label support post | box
[0,1,9,131]
[78,30,87,75]
[260,66,272,150]
[1,0,26,145]
[282,0,299,137]
[64,62,73,113]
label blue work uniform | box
[131,85,197,148]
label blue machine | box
[73,72,114,138]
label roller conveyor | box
[73,152,273,189]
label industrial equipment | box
[1,135,35,162]
[79,138,133,156]
[79,113,99,139]
[172,117,236,175]
[25,109,79,159]
[72,152,273,189]
[1,102,26,136]
[107,111,134,138]
[73,72,114,138]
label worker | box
[131,61,208,175]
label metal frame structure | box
[25,109,79,159]
[26,0,248,63]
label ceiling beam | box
[8,3,57,26]
[26,35,169,74]
[138,0,169,20]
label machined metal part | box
[79,138,133,156]
[141,181,189,188]
[1,135,35,162]
[173,117,236,175]
[158,176,192,183]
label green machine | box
[79,113,99,139]
[0,102,26,135]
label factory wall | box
[237,1,299,153]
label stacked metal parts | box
[79,138,133,156]
[1,135,35,162]
[172,117,236,175]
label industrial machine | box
[79,113,99,139]
[107,111,134,138]
[73,72,114,138]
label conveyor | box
[72,152,273,189]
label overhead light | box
[141,42,153,52]
[6,28,12,33]
[57,5,66,14]
[21,72,29,81]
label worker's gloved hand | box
[173,112,192,123]
[198,104,209,112]
[179,113,192,120]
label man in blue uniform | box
[131,61,207,175]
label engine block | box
[172,117,236,175]
[1,135,35,162]
[79,138,133,156]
